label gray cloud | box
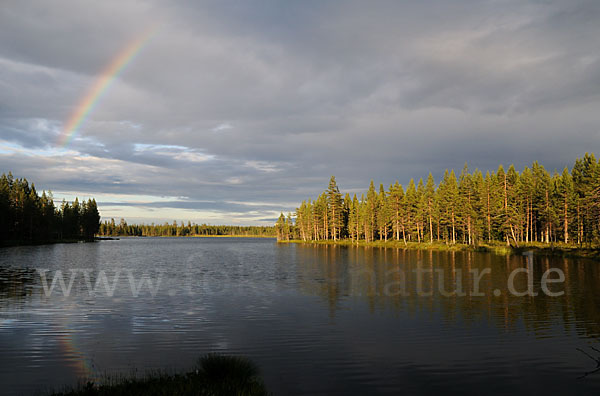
[1,0,599,223]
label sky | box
[1,0,599,225]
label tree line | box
[0,172,101,244]
[98,219,275,237]
[283,153,600,246]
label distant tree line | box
[285,153,600,246]
[0,172,101,244]
[98,219,275,237]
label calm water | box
[1,237,600,395]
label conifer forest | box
[280,153,600,246]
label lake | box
[1,237,600,395]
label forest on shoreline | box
[277,153,600,248]
[0,172,100,245]
[0,172,274,244]
[97,218,275,238]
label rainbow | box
[58,29,155,147]
[58,330,95,380]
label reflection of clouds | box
[131,315,188,334]
[1,238,600,394]
[0,318,18,330]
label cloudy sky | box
[1,0,599,224]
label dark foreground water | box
[1,237,600,395]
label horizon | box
[3,151,595,226]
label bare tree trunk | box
[467,216,471,245]
[332,205,336,242]
[395,209,400,241]
[324,210,328,240]
[525,198,529,243]
[577,201,582,244]
[428,199,433,244]
[564,194,569,244]
[371,213,375,242]
[545,189,550,244]
[451,209,456,244]
[486,187,491,243]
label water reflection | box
[293,244,600,338]
[0,265,38,305]
[0,239,599,395]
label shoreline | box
[47,354,269,396]
[98,235,276,239]
[280,239,600,260]
[0,238,95,248]
[0,235,275,248]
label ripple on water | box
[1,238,600,395]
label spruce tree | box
[276,213,286,241]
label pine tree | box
[313,193,328,240]
[360,194,369,242]
[376,184,390,241]
[348,194,359,243]
[389,181,406,244]
[415,179,425,243]
[531,162,552,243]
[327,176,343,241]
[495,165,520,246]
[438,170,458,244]
[518,167,534,243]
[404,179,418,243]
[572,153,598,244]
[286,213,294,240]
[471,169,485,243]
[342,193,351,239]
[289,155,599,246]
[366,180,377,242]
[424,173,436,243]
